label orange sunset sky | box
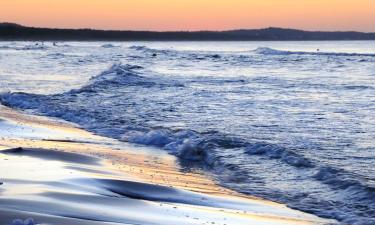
[1,0,375,32]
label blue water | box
[0,41,375,224]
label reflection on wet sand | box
[0,106,333,225]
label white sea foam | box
[12,218,34,225]
[253,46,375,57]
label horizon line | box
[2,22,375,34]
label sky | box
[1,0,375,32]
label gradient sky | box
[1,0,375,32]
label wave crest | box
[0,44,48,51]
[253,47,375,57]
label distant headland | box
[1,23,375,41]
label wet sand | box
[0,105,334,225]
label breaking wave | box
[0,63,307,167]
[128,45,223,60]
[253,47,375,57]
[0,44,48,51]
[1,61,375,224]
[129,45,375,58]
[0,63,314,170]
[101,44,119,48]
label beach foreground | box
[0,105,333,225]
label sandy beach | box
[1,1,375,223]
[0,105,334,225]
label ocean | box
[0,41,374,224]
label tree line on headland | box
[1,23,375,41]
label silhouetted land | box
[1,23,375,41]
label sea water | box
[0,41,374,224]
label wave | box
[244,142,313,167]
[0,44,48,51]
[45,53,67,60]
[130,45,375,59]
[127,45,375,71]
[129,45,179,57]
[20,45,48,50]
[129,45,168,53]
[129,45,148,51]
[1,63,374,224]
[128,45,223,60]
[122,129,249,167]
[253,47,375,57]
[68,64,184,94]
[0,63,309,169]
[101,44,119,48]
[0,45,12,50]
[120,126,375,217]
[314,167,375,193]
[0,64,366,170]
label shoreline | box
[0,105,334,225]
